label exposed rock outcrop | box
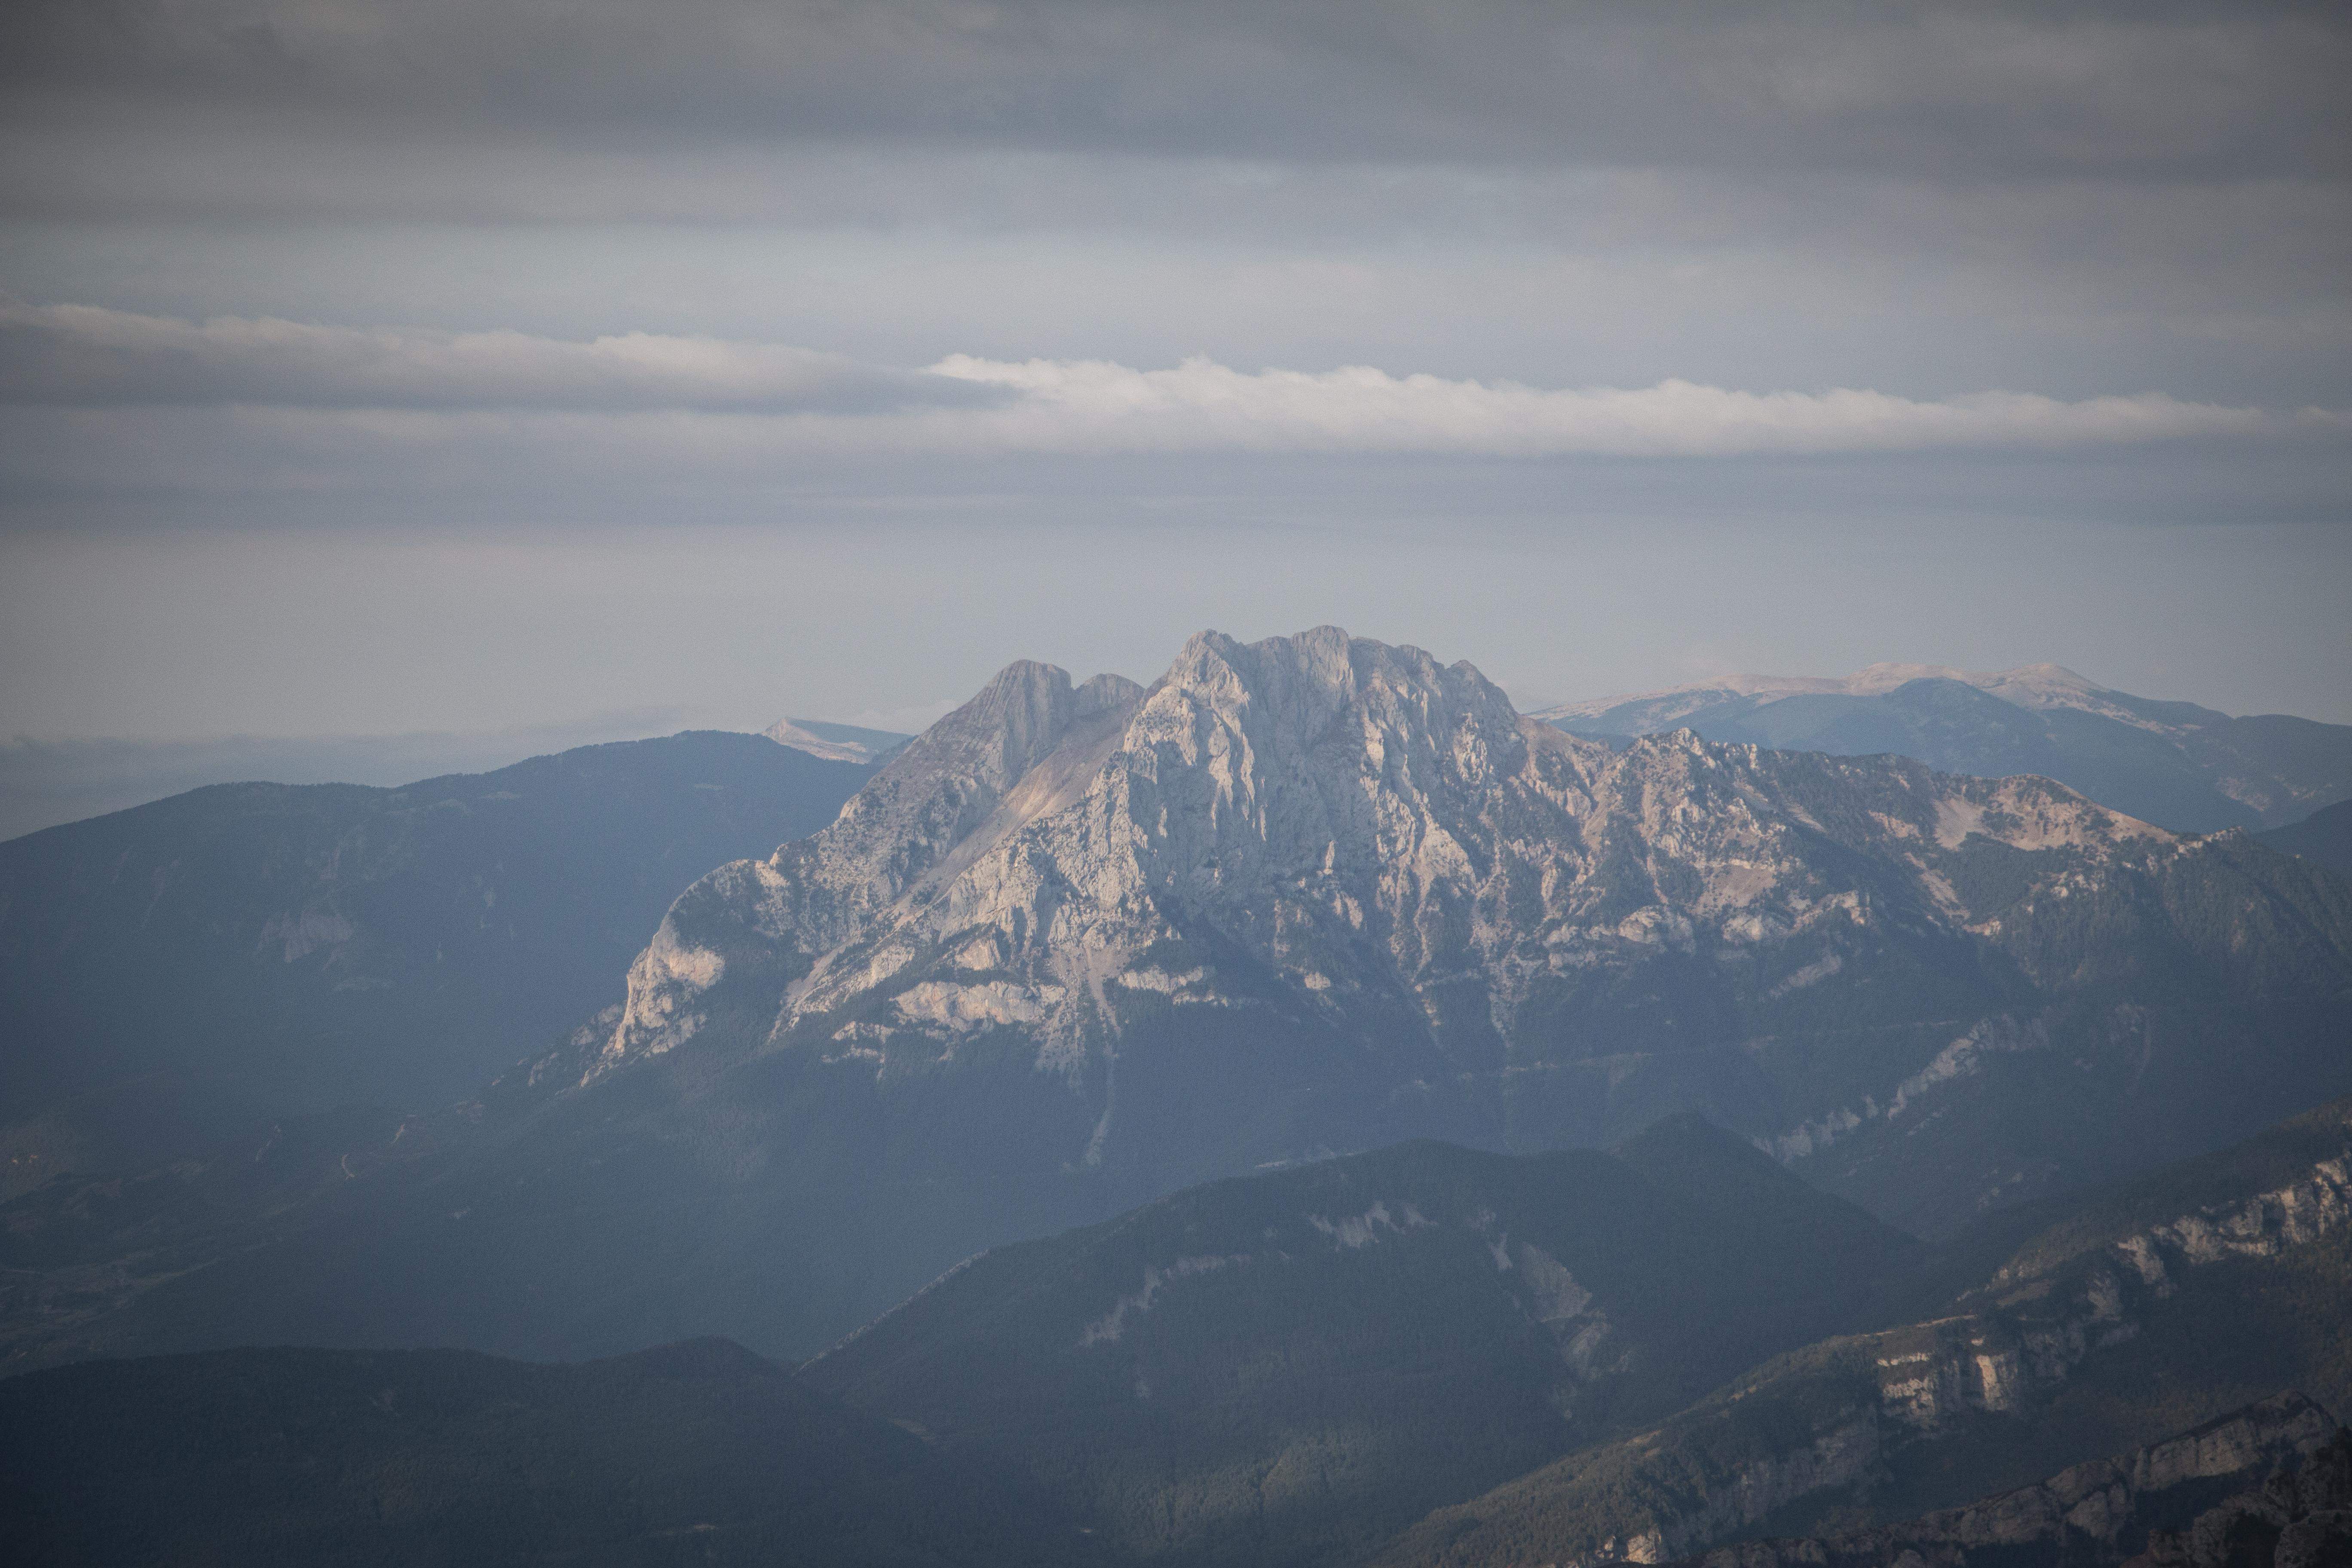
[1669,1393,2346,1568]
[594,627,2352,1233]
[1370,1099,2352,1568]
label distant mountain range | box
[6,628,2344,1385]
[1534,662,2352,833]
[0,720,714,842]
[2262,797,2352,879]
[0,731,876,1191]
[763,717,913,766]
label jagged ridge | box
[597,626,2352,1234]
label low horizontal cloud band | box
[923,355,2332,457]
[0,300,997,414]
[3,301,2338,459]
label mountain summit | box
[760,717,912,766]
[1540,660,2125,726]
[601,628,2352,1239]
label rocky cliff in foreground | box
[1372,1094,2352,1568]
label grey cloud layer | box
[1,1,2343,772]
[5,3,2338,418]
[0,301,2332,466]
[8,1,2345,181]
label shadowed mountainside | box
[2260,798,2352,880]
[804,1119,1916,1568]
[1663,1394,2352,1568]
[1374,1094,2352,1567]
[0,731,875,1190]
[0,1337,1099,1568]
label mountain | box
[2260,798,2352,879]
[802,1121,1915,1568]
[0,1337,1098,1567]
[5,627,2346,1373]
[1374,1093,2352,1567]
[0,731,875,1191]
[606,628,2352,1237]
[1667,1394,2350,1568]
[764,717,913,766]
[1534,662,2352,833]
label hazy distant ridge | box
[1535,662,2352,832]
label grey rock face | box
[1372,1096,2352,1568]
[1666,1393,2343,1568]
[760,717,910,767]
[594,628,2352,1234]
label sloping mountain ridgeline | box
[802,1120,1918,1568]
[763,717,913,766]
[0,731,877,1191]
[0,1337,1099,1568]
[1665,1395,2352,1568]
[1375,1094,2352,1568]
[1536,663,2352,834]
[5,627,2344,1375]
[600,627,2352,1240]
[2260,798,2352,880]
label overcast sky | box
[1,0,2347,808]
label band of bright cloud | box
[922,355,2335,457]
[2,300,2339,462]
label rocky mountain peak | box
[761,719,876,764]
[1074,671,1144,717]
[913,657,1083,791]
[1151,626,1524,763]
[617,629,2169,1076]
[592,627,2348,1226]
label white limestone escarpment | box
[1368,1114,2352,1568]
[1662,1392,2341,1568]
[592,626,2352,1211]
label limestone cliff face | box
[1667,1393,2344,1568]
[593,627,2352,1221]
[1373,1101,2352,1568]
